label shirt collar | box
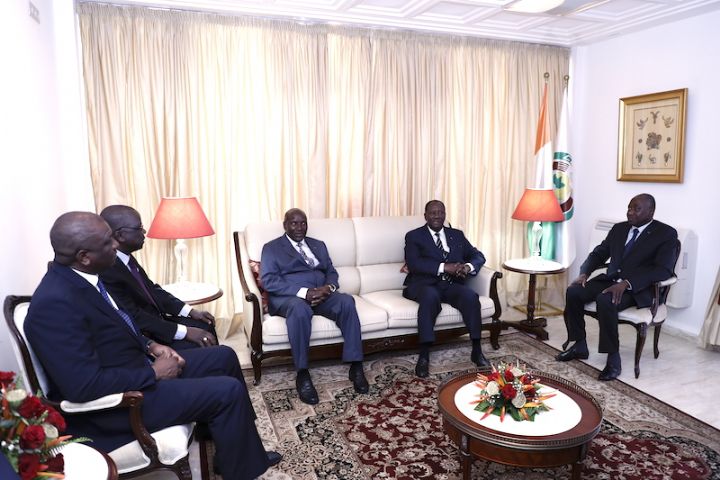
[286,234,307,247]
[72,268,100,288]
[427,226,444,237]
[633,220,653,235]
[116,250,131,266]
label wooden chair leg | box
[653,323,663,359]
[251,351,263,385]
[488,321,501,350]
[633,323,647,379]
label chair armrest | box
[657,277,677,288]
[60,393,124,413]
[233,231,264,351]
[465,265,503,322]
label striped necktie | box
[296,242,315,267]
[435,232,448,260]
[97,279,140,336]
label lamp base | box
[174,239,188,283]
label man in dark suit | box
[24,212,280,479]
[403,200,490,377]
[556,194,678,381]
[99,205,217,350]
[260,208,368,405]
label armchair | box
[3,295,200,480]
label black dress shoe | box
[349,363,369,394]
[471,348,490,367]
[415,356,429,378]
[296,372,319,405]
[598,364,622,381]
[266,450,283,467]
[555,344,589,362]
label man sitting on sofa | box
[99,205,217,349]
[260,208,368,405]
[403,200,490,377]
[556,193,678,381]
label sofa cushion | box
[357,263,406,295]
[262,295,388,345]
[362,290,496,329]
[353,216,423,266]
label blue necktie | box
[623,228,639,258]
[97,279,140,336]
[296,242,315,267]
[435,233,448,260]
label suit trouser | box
[70,346,268,480]
[565,280,637,354]
[273,293,363,370]
[403,281,482,344]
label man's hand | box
[189,309,215,326]
[444,263,470,278]
[602,281,629,305]
[570,273,589,287]
[149,343,185,380]
[305,286,331,307]
[185,327,218,347]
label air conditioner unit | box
[588,218,696,309]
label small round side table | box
[162,281,223,306]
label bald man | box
[24,212,280,480]
[99,205,217,350]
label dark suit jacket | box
[260,236,339,313]
[100,257,188,344]
[404,225,486,287]
[580,220,678,308]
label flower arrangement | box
[471,362,555,422]
[1,371,88,479]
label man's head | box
[424,200,446,232]
[100,205,146,254]
[627,193,655,227]
[50,212,118,273]
[283,208,308,243]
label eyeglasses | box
[115,225,146,233]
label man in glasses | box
[99,205,217,349]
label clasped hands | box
[305,285,333,307]
[443,262,471,279]
[570,273,629,305]
[149,342,186,380]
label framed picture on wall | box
[617,88,687,183]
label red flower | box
[525,387,537,398]
[46,453,65,473]
[18,395,47,419]
[20,424,46,449]
[0,370,15,387]
[520,374,533,385]
[487,371,500,382]
[501,383,517,400]
[46,409,67,432]
[503,369,515,382]
[17,453,41,480]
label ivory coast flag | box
[552,86,576,267]
[529,83,556,260]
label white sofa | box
[233,215,503,383]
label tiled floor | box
[136,309,720,479]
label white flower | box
[5,388,27,406]
[512,390,526,409]
[43,423,59,440]
[484,381,499,396]
[510,367,523,377]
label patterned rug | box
[209,333,720,479]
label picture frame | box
[617,88,687,183]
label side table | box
[502,257,566,340]
[162,281,223,306]
[61,442,118,480]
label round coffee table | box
[438,371,602,480]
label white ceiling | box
[108,0,720,46]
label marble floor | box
[136,310,720,479]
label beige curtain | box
[699,266,720,350]
[77,3,569,327]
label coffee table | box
[438,371,602,480]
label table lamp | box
[146,196,215,283]
[511,188,564,258]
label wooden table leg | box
[460,433,471,480]
[502,273,550,340]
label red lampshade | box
[511,188,564,222]
[146,197,215,239]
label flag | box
[528,83,556,260]
[552,86,576,267]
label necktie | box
[296,242,315,267]
[623,228,640,258]
[97,279,140,336]
[128,258,160,309]
[435,233,448,260]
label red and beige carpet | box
[211,333,720,479]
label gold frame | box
[617,88,687,183]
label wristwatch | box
[328,284,338,293]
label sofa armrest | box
[465,265,503,322]
[233,231,264,351]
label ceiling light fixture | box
[505,0,565,14]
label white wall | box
[570,11,720,337]
[0,0,94,372]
